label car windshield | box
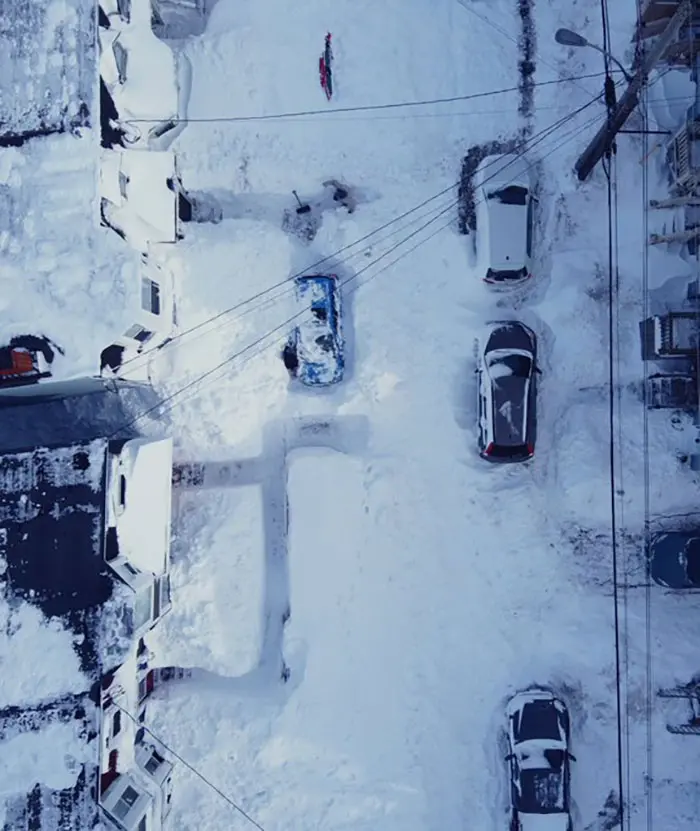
[487,184,528,205]
[486,267,528,282]
[686,539,700,584]
[487,353,532,379]
[517,768,566,814]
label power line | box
[456,0,600,99]
[113,702,268,831]
[599,0,627,824]
[121,89,610,377]
[114,99,606,431]
[123,72,614,125]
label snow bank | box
[0,132,144,377]
[0,720,91,797]
[152,485,264,677]
[0,598,87,708]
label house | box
[98,0,183,151]
[100,148,185,252]
[99,639,175,830]
[100,257,178,379]
[0,378,176,829]
[0,0,95,146]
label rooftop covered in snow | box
[0,694,100,830]
[0,0,96,145]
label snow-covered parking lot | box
[6,0,700,828]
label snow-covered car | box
[283,274,344,386]
[476,321,537,462]
[474,153,536,286]
[506,689,574,831]
[649,531,700,588]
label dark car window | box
[517,769,565,814]
[487,443,530,459]
[487,354,532,379]
[526,197,534,257]
[686,539,700,584]
[486,266,528,282]
[487,185,528,205]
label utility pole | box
[574,0,693,181]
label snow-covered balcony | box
[105,437,174,636]
[100,147,183,252]
[98,0,182,151]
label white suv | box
[474,153,536,286]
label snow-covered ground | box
[6,0,700,827]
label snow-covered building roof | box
[0,383,174,829]
[0,0,96,145]
[0,695,100,830]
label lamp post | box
[554,27,633,83]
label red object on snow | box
[319,32,333,100]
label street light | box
[554,27,633,83]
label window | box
[144,749,165,775]
[112,785,140,820]
[112,710,122,737]
[487,184,528,205]
[112,40,128,85]
[141,278,161,316]
[133,587,153,631]
[119,474,127,506]
[138,816,147,831]
[526,197,534,258]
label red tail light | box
[527,443,534,456]
[485,442,494,455]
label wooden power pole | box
[574,0,693,181]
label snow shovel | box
[292,190,311,214]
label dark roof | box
[0,441,115,676]
[0,378,158,453]
[0,0,96,146]
[0,694,100,830]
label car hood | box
[518,812,570,831]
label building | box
[0,378,176,829]
[0,0,96,146]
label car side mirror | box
[505,753,515,761]
[535,366,542,375]
[567,752,576,762]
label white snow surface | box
[117,437,173,575]
[5,0,700,828]
[0,720,91,798]
[0,597,88,709]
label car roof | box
[484,197,529,272]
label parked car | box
[506,689,574,831]
[476,321,538,462]
[649,531,700,588]
[283,274,344,386]
[474,153,536,286]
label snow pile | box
[0,721,91,798]
[0,599,88,708]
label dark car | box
[649,531,700,588]
[476,321,538,462]
[283,274,344,386]
[506,689,574,831]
